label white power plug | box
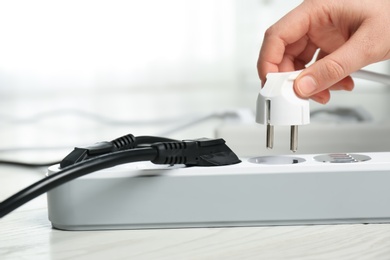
[256,71,310,152]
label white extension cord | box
[46,151,390,230]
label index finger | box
[257,3,311,83]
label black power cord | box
[59,134,177,168]
[0,134,240,218]
[0,134,177,168]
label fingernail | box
[297,76,318,96]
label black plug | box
[60,135,240,168]
[60,134,136,168]
[151,138,241,166]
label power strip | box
[47,152,390,230]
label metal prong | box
[290,125,298,152]
[265,100,273,149]
[266,124,274,149]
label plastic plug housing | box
[151,138,241,166]
[256,71,310,152]
[60,134,136,168]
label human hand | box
[257,0,390,103]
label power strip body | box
[47,152,390,230]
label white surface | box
[3,162,390,259]
[1,88,390,259]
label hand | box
[257,0,390,103]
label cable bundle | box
[0,134,240,218]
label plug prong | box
[266,124,274,149]
[290,125,298,152]
[266,100,273,149]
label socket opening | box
[249,156,306,165]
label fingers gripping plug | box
[256,71,310,152]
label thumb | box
[294,57,347,98]
[294,25,377,98]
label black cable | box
[0,135,177,168]
[59,134,179,168]
[0,147,157,218]
[135,136,178,145]
[0,136,240,219]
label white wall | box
[0,0,237,93]
[0,0,389,119]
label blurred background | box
[1,0,390,163]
